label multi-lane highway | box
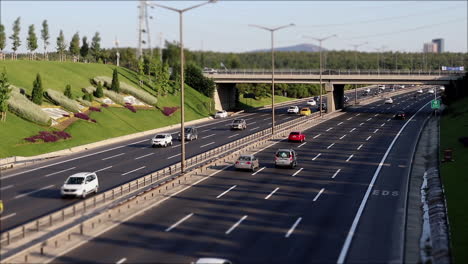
[0,85,386,231]
[51,88,436,263]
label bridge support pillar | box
[214,83,237,110]
[324,83,344,113]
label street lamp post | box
[374,46,386,74]
[350,42,368,105]
[249,23,295,134]
[304,34,337,117]
[149,0,216,173]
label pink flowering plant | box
[162,106,179,116]
[24,131,72,143]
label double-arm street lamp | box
[149,0,216,173]
[249,23,295,135]
[304,34,337,117]
[349,42,368,104]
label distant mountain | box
[249,43,324,53]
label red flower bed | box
[89,106,101,112]
[163,106,179,116]
[24,131,72,143]
[101,103,109,108]
[74,112,90,120]
[124,103,137,113]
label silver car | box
[274,149,297,168]
[231,119,247,130]
[235,155,259,172]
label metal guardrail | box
[206,69,465,76]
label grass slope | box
[440,97,468,264]
[0,61,213,158]
[238,94,296,110]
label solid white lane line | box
[285,217,302,238]
[94,166,112,173]
[374,129,379,133]
[339,135,347,140]
[326,127,333,132]
[292,168,303,177]
[200,142,215,148]
[337,122,344,126]
[346,154,354,162]
[202,133,216,139]
[167,153,181,159]
[357,144,363,150]
[102,153,125,161]
[217,185,237,199]
[313,134,321,139]
[298,142,307,148]
[366,118,372,121]
[226,215,248,234]
[15,184,55,199]
[252,167,266,176]
[0,213,16,221]
[349,128,356,132]
[313,188,325,202]
[116,258,127,264]
[165,213,194,232]
[312,153,321,161]
[327,143,335,149]
[44,167,76,177]
[134,153,154,160]
[359,123,364,126]
[0,185,14,191]
[265,187,279,200]
[121,166,145,176]
[380,123,385,127]
[366,136,372,141]
[249,127,260,131]
[228,133,239,138]
[332,169,341,179]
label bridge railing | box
[208,69,465,76]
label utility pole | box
[114,37,120,67]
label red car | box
[288,131,306,142]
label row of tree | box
[0,17,102,62]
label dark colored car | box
[395,111,406,120]
[288,131,306,142]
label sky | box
[1,1,467,54]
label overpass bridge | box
[204,69,465,111]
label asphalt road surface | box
[53,89,436,263]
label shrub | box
[110,69,120,93]
[8,87,51,126]
[46,89,81,113]
[77,98,92,106]
[31,73,43,105]
[94,81,104,98]
[124,103,136,113]
[84,86,125,105]
[162,106,179,116]
[74,112,90,121]
[24,130,71,143]
[64,84,72,99]
[93,76,157,105]
[82,91,94,102]
[89,106,101,112]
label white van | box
[61,172,99,198]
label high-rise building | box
[423,42,437,53]
[432,38,444,53]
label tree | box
[27,24,38,60]
[41,20,50,60]
[90,32,101,62]
[110,68,120,92]
[0,68,12,121]
[185,63,215,97]
[31,73,43,105]
[94,81,104,98]
[156,62,171,96]
[64,84,72,98]
[137,57,144,87]
[80,36,89,60]
[0,24,6,60]
[69,32,80,61]
[56,30,67,61]
[9,17,21,60]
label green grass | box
[440,96,468,264]
[0,60,213,158]
[238,94,296,110]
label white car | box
[307,99,317,106]
[364,88,371,93]
[439,86,445,91]
[151,133,173,147]
[287,106,299,114]
[417,89,423,94]
[193,258,232,264]
[61,172,99,198]
[384,97,393,104]
[427,89,435,94]
[378,85,386,90]
[214,110,228,119]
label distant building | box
[423,42,437,53]
[432,38,444,53]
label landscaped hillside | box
[0,60,214,158]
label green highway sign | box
[431,99,441,109]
